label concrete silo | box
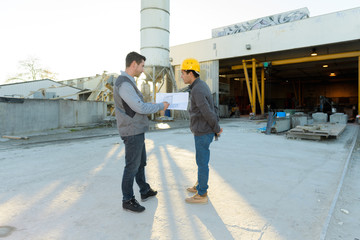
[140,0,177,106]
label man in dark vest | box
[114,51,169,212]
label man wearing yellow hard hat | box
[181,58,223,204]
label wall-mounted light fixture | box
[246,44,251,50]
[322,64,328,68]
[311,48,317,56]
[233,77,246,81]
[329,72,336,77]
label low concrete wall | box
[0,98,106,136]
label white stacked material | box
[312,112,328,123]
[330,113,348,124]
[291,114,308,128]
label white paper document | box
[156,92,189,110]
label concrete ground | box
[0,118,359,240]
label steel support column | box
[252,59,256,115]
[242,60,254,113]
[261,67,265,114]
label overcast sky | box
[0,0,359,84]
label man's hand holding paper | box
[156,92,189,110]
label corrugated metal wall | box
[174,60,219,105]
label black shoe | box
[141,188,158,202]
[123,198,145,213]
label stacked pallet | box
[286,123,346,140]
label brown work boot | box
[185,192,208,204]
[186,185,197,193]
[186,181,198,193]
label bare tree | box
[6,57,57,83]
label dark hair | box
[126,51,146,68]
[185,70,199,78]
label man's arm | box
[193,90,221,133]
[119,82,165,114]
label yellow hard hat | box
[181,58,200,73]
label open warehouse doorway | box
[218,41,360,121]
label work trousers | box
[194,133,214,196]
[121,133,150,201]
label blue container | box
[276,112,286,118]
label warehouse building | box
[169,7,360,119]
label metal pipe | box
[152,65,156,120]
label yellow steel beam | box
[242,60,254,112]
[261,68,265,114]
[271,51,360,66]
[254,71,262,108]
[232,63,262,70]
[231,51,360,70]
[252,59,256,114]
[252,59,263,114]
[240,59,265,115]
